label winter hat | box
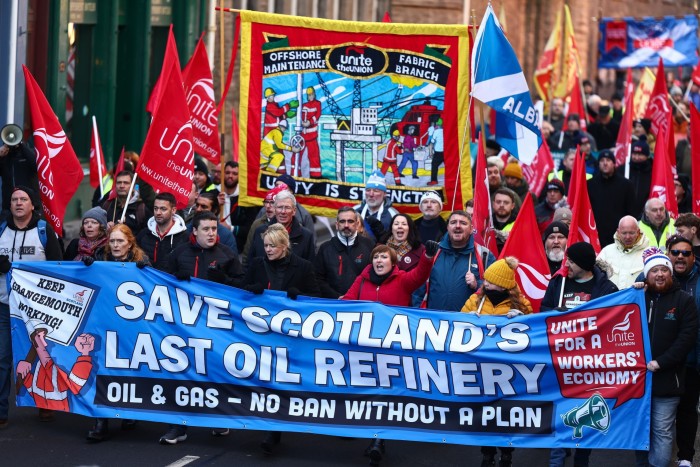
[598,149,615,163]
[553,207,573,224]
[265,184,288,203]
[675,174,690,194]
[194,157,209,175]
[275,174,297,192]
[503,162,523,180]
[633,119,652,134]
[484,256,518,289]
[631,136,650,157]
[419,191,443,212]
[366,170,387,192]
[566,242,596,272]
[82,207,108,230]
[670,86,683,96]
[543,221,569,240]
[643,247,672,276]
[487,155,505,171]
[574,134,590,145]
[12,185,40,208]
[545,179,566,195]
[485,139,502,153]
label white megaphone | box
[1,124,22,146]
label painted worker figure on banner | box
[381,130,404,186]
[15,322,95,412]
[260,120,300,174]
[263,87,299,131]
[398,125,419,179]
[298,87,323,178]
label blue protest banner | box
[9,262,651,449]
[598,16,698,69]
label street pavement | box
[0,398,689,467]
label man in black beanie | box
[542,241,617,467]
[543,221,569,275]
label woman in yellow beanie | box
[460,256,532,317]
[460,256,532,467]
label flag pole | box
[120,173,139,224]
[92,115,105,196]
[558,276,566,308]
[219,0,226,177]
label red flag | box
[471,133,498,259]
[650,118,679,218]
[137,29,194,209]
[499,195,551,312]
[614,69,635,167]
[644,58,671,138]
[146,26,179,115]
[691,104,700,216]
[107,147,126,201]
[89,116,107,191]
[565,75,587,131]
[382,11,392,22]
[22,65,83,237]
[522,131,554,196]
[557,148,601,278]
[182,36,221,164]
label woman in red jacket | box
[341,240,438,464]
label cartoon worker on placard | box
[15,320,95,412]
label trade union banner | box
[236,11,472,217]
[9,262,651,449]
[598,15,698,69]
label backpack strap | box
[37,219,47,248]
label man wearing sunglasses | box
[665,235,700,467]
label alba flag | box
[182,36,221,164]
[137,26,194,209]
[89,116,107,194]
[22,65,83,237]
[499,194,551,312]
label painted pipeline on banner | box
[9,262,651,449]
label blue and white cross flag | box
[471,5,542,164]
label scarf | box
[369,267,392,286]
[336,231,357,247]
[75,235,108,261]
[387,237,412,261]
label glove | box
[207,266,228,284]
[425,240,440,258]
[287,287,301,300]
[289,100,299,109]
[506,309,524,319]
[136,260,148,269]
[286,110,297,119]
[246,283,265,295]
[0,255,11,274]
[366,216,385,240]
[554,306,568,312]
[174,271,190,281]
[82,256,95,267]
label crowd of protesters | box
[0,72,698,467]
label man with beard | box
[542,241,617,467]
[597,216,650,289]
[486,157,504,195]
[543,221,568,275]
[633,248,697,467]
[218,161,257,253]
[355,170,399,233]
[491,187,519,253]
[315,206,375,298]
[662,235,700,467]
[588,150,635,247]
[100,170,152,235]
[424,211,495,311]
[618,136,652,217]
[639,198,675,253]
[136,192,188,271]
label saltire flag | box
[471,5,542,164]
[565,74,587,131]
[107,147,125,202]
[533,8,562,102]
[146,26,179,115]
[522,132,555,196]
[471,132,498,260]
[644,58,672,138]
[691,104,700,216]
[499,194,551,312]
[649,115,678,218]
[182,35,221,164]
[89,116,107,194]
[633,67,656,120]
[137,27,194,210]
[614,69,635,167]
[22,65,83,237]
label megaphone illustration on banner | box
[1,124,22,146]
[561,393,610,438]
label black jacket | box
[248,219,315,267]
[541,266,618,311]
[246,253,321,296]
[415,216,447,245]
[618,159,652,218]
[167,236,243,286]
[136,215,189,271]
[314,235,375,298]
[588,172,636,247]
[645,283,699,396]
[101,197,152,237]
